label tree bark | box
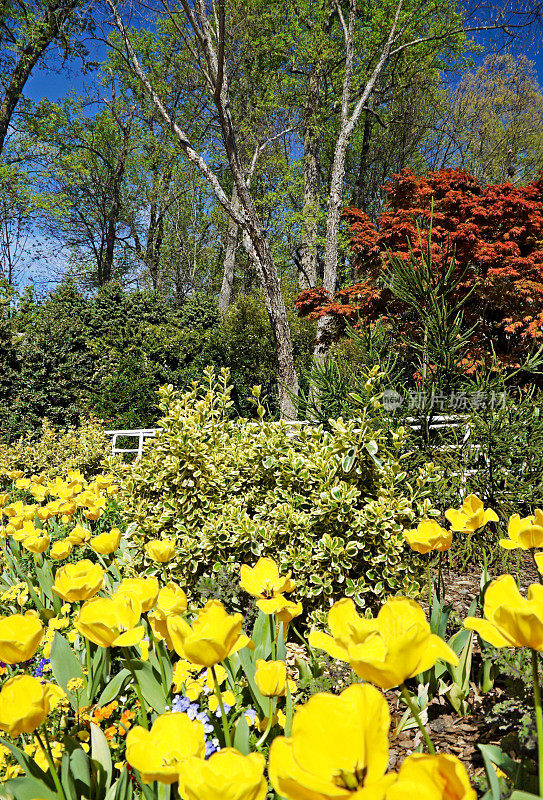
[0,0,80,154]
[299,69,321,290]
[218,183,239,315]
[108,0,299,418]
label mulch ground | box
[287,553,541,788]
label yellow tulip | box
[255,659,294,697]
[0,675,52,736]
[445,494,498,532]
[500,510,543,550]
[240,557,295,614]
[126,712,205,784]
[52,560,104,603]
[464,574,543,649]
[117,577,159,612]
[50,539,73,560]
[145,538,176,562]
[309,597,458,690]
[167,600,252,667]
[403,520,452,554]
[75,594,143,648]
[269,683,396,799]
[276,600,303,630]
[0,613,43,664]
[385,753,476,800]
[68,524,92,545]
[178,749,267,800]
[90,528,121,555]
[21,532,51,554]
[149,583,188,648]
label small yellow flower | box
[240,557,295,614]
[445,494,498,532]
[145,538,176,563]
[90,528,122,555]
[255,659,295,697]
[50,539,73,560]
[68,524,92,545]
[0,675,52,736]
[167,600,253,667]
[0,612,43,664]
[403,520,452,554]
[53,560,104,603]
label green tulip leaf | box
[91,721,112,796]
[233,714,250,755]
[97,669,131,707]
[3,776,58,800]
[50,631,86,710]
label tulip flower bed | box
[0,470,543,800]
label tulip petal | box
[415,635,459,675]
[113,626,144,647]
[308,631,350,662]
[463,617,511,647]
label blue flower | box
[33,657,51,678]
[205,738,219,758]
[170,695,192,714]
[196,710,214,734]
[244,707,257,724]
[215,702,232,719]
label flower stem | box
[85,637,93,698]
[35,729,66,800]
[123,648,149,730]
[400,683,435,754]
[211,664,231,746]
[255,698,275,748]
[269,613,276,659]
[531,649,543,795]
[427,556,433,610]
[437,552,443,601]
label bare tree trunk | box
[218,183,239,315]
[299,70,320,290]
[108,0,299,418]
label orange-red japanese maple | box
[296,168,543,368]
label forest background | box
[1,0,543,437]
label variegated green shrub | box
[119,367,440,620]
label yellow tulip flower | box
[309,597,458,690]
[0,612,43,664]
[255,659,295,697]
[0,494,9,508]
[52,560,104,603]
[145,538,176,563]
[167,600,253,667]
[269,683,396,799]
[68,524,92,545]
[75,593,144,648]
[149,583,188,648]
[500,510,543,550]
[50,539,73,560]
[276,600,303,629]
[90,528,121,555]
[385,753,476,800]
[240,557,295,614]
[21,532,51,554]
[0,675,52,736]
[403,520,452,554]
[445,494,498,532]
[117,577,159,612]
[126,712,205,784]
[464,574,543,649]
[178,749,267,800]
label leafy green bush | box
[0,417,112,480]
[118,367,440,621]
